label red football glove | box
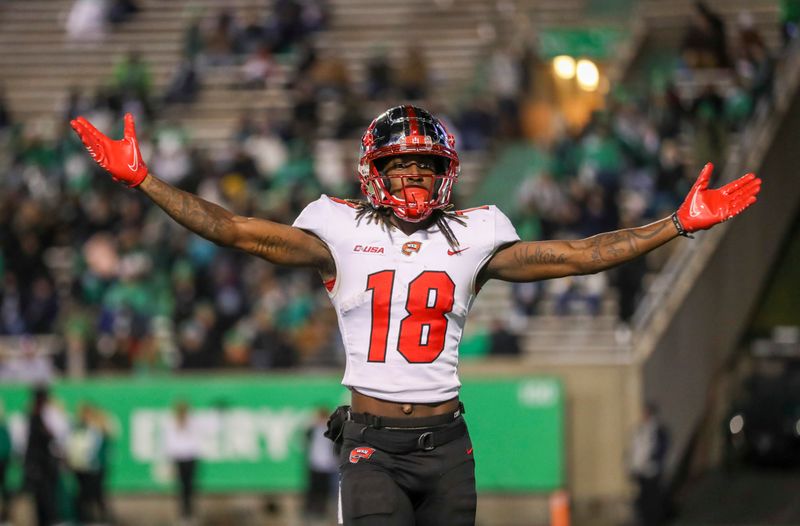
[674,162,761,235]
[70,113,149,187]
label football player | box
[71,105,761,525]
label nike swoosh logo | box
[689,190,702,218]
[447,247,470,256]
[127,137,139,172]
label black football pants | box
[338,419,476,525]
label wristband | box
[671,213,694,239]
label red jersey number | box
[366,271,456,364]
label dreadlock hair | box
[347,199,466,251]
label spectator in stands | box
[736,11,767,54]
[293,312,341,366]
[653,138,687,212]
[232,112,258,144]
[150,120,192,185]
[164,400,201,524]
[209,256,247,333]
[221,323,251,366]
[24,277,59,334]
[519,171,577,241]
[182,13,205,63]
[177,302,221,369]
[80,88,116,133]
[680,1,730,69]
[300,0,330,34]
[107,0,139,26]
[309,51,352,98]
[456,96,497,151]
[239,111,290,180]
[203,8,240,65]
[648,81,684,140]
[268,0,305,54]
[163,59,200,105]
[550,273,607,317]
[23,387,60,526]
[572,185,619,240]
[291,40,319,89]
[291,80,321,141]
[63,86,93,123]
[65,0,108,44]
[780,0,800,46]
[226,146,262,187]
[0,273,26,336]
[510,281,543,318]
[239,45,278,89]
[488,319,521,356]
[488,42,525,137]
[734,13,775,110]
[331,92,366,140]
[613,213,648,324]
[395,46,429,101]
[578,116,625,195]
[365,48,393,101]
[250,310,298,369]
[111,50,153,117]
[628,401,670,526]
[690,85,727,164]
[237,8,268,56]
[0,400,11,525]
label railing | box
[632,38,800,356]
[629,38,800,477]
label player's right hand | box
[70,113,149,187]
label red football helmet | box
[358,105,460,222]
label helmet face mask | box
[359,105,460,222]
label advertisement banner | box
[0,375,562,492]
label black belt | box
[347,402,464,429]
[343,416,467,454]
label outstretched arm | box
[71,113,335,278]
[480,163,761,284]
[480,217,676,283]
[138,174,334,273]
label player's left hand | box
[675,162,762,234]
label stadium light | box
[576,59,600,91]
[552,55,576,80]
[729,414,744,434]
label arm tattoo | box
[140,175,331,270]
[141,175,237,246]
[514,245,568,266]
[253,234,294,260]
[586,220,670,267]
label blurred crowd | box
[0,388,113,525]
[497,1,790,324]
[2,0,352,376]
[0,0,795,375]
[0,0,534,374]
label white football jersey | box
[293,196,520,403]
